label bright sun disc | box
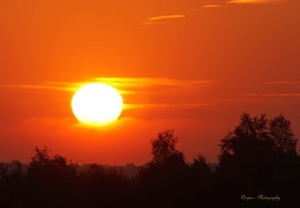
[71,83,123,126]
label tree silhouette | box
[1,115,299,207]
[78,163,131,208]
[137,129,190,207]
[191,154,211,177]
[185,153,215,207]
[217,112,300,206]
[27,147,78,185]
[219,113,298,160]
[26,147,79,207]
[151,129,183,163]
[268,114,298,156]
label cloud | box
[264,81,300,85]
[203,5,223,8]
[94,77,214,96]
[243,93,300,97]
[2,77,214,111]
[1,82,80,92]
[123,103,214,110]
[148,15,185,21]
[94,77,214,110]
[142,15,185,25]
[228,0,285,4]
[2,77,213,92]
[94,77,213,88]
[2,84,74,91]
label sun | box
[71,83,123,126]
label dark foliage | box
[217,113,300,207]
[0,113,299,207]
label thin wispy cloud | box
[94,77,214,97]
[94,77,213,88]
[228,0,285,4]
[2,78,213,93]
[142,15,185,25]
[95,77,214,109]
[1,81,132,95]
[203,4,223,8]
[264,81,300,85]
[123,103,213,110]
[1,83,77,92]
[243,93,300,97]
[149,15,185,21]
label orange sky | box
[1,0,300,165]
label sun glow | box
[71,83,123,126]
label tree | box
[189,154,213,199]
[219,112,298,159]
[27,147,51,176]
[137,130,188,207]
[219,113,270,156]
[28,147,77,183]
[151,129,183,164]
[217,112,299,196]
[0,163,8,181]
[78,163,130,207]
[191,154,211,176]
[268,114,298,156]
[26,147,78,207]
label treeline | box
[1,161,140,178]
[1,113,300,207]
